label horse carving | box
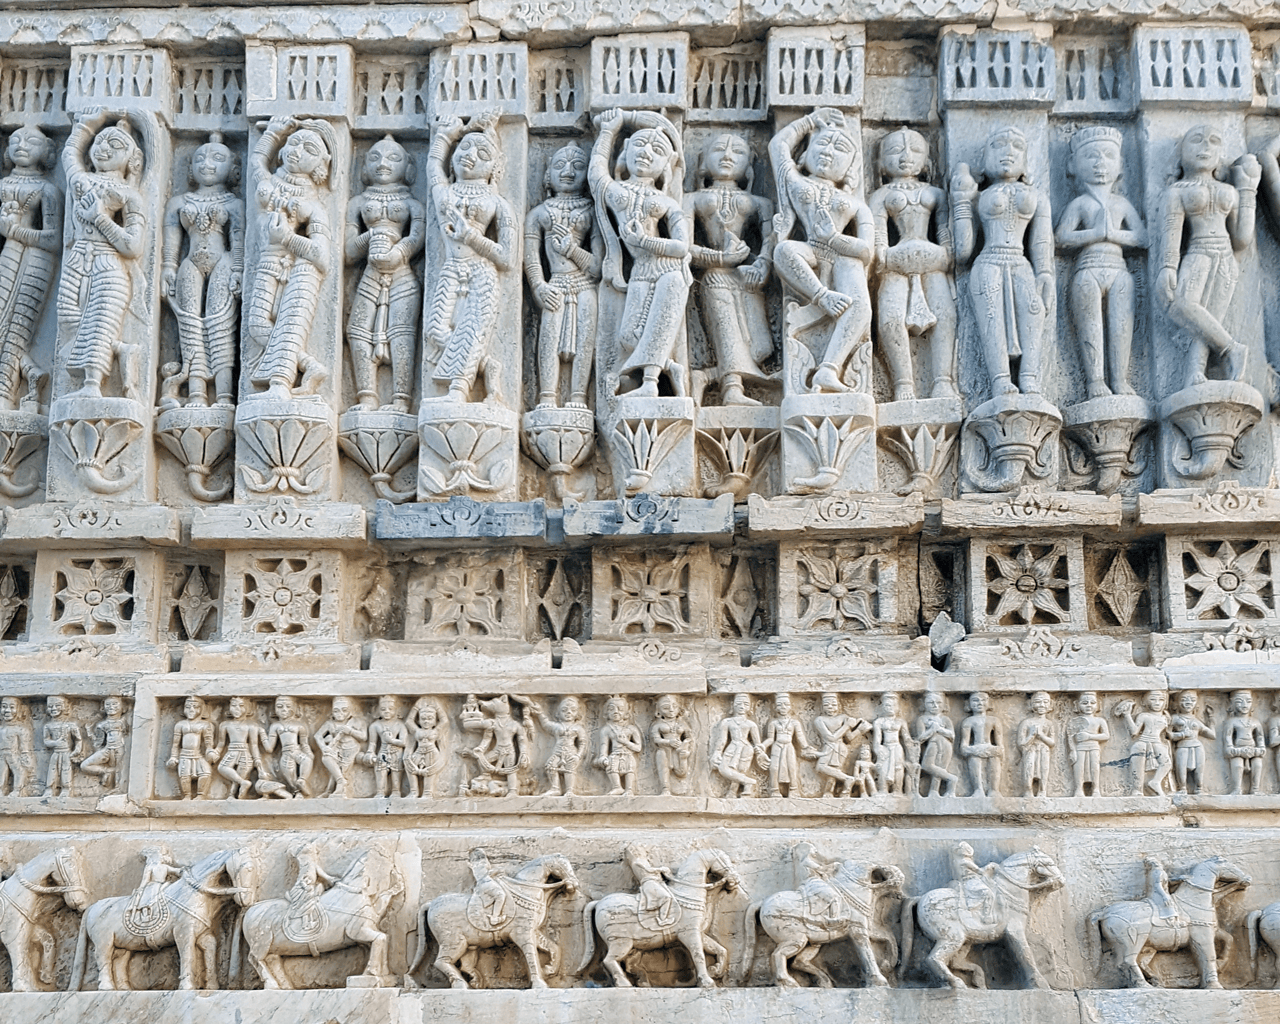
[900,846,1064,989]
[69,847,255,991]
[0,846,89,991]
[1090,855,1250,989]
[1247,897,1280,986]
[745,849,904,987]
[233,851,403,989]
[408,852,579,989]
[578,847,745,988]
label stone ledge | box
[747,493,925,539]
[563,495,734,543]
[375,497,548,546]
[3,502,181,548]
[1137,484,1280,531]
[940,491,1123,535]
[190,498,368,549]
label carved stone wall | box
[3,4,1280,1021]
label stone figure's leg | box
[877,274,915,400]
[925,271,959,398]
[601,936,635,987]
[1106,268,1137,395]
[814,259,871,393]
[537,303,566,407]
[1071,268,1109,398]
[569,288,597,407]
[967,263,1015,395]
[951,943,986,989]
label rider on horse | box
[469,849,510,929]
[1143,856,1177,920]
[950,842,998,926]
[626,843,678,928]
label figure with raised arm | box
[514,695,587,797]
[1168,689,1215,795]
[810,692,872,798]
[314,695,368,799]
[80,694,128,792]
[404,697,447,799]
[1114,690,1172,796]
[710,692,767,798]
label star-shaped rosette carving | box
[54,559,134,635]
[244,559,321,635]
[612,559,689,634]
[986,544,1068,625]
[1183,540,1273,621]
[796,552,878,631]
[423,557,504,636]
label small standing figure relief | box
[314,695,368,799]
[850,744,878,797]
[245,116,336,400]
[345,135,425,412]
[213,695,269,799]
[167,695,216,800]
[1161,125,1260,389]
[513,695,587,797]
[404,697,447,799]
[951,127,1055,396]
[872,691,917,795]
[363,695,409,798]
[686,132,776,406]
[1114,690,1172,797]
[525,142,602,409]
[1015,691,1056,798]
[1268,695,1280,793]
[810,691,872,798]
[869,127,957,402]
[263,695,315,798]
[761,693,816,798]
[595,696,643,797]
[60,109,151,402]
[769,107,874,394]
[1054,126,1146,399]
[80,694,128,792]
[1224,689,1266,796]
[41,695,83,798]
[710,692,768,798]
[590,107,692,397]
[1168,689,1215,795]
[424,112,517,402]
[651,693,692,796]
[160,133,244,410]
[459,694,531,797]
[915,691,958,798]
[1067,690,1110,798]
[959,691,1003,797]
[0,696,33,796]
[0,125,60,412]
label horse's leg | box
[197,929,219,990]
[263,953,293,990]
[771,935,805,987]
[32,923,55,987]
[1003,922,1048,989]
[1135,944,1159,987]
[1192,929,1223,989]
[951,943,986,989]
[92,935,116,991]
[792,943,833,987]
[850,931,890,987]
[175,924,198,991]
[536,929,559,976]
[111,948,132,991]
[602,937,634,988]
[350,923,390,980]
[681,923,716,988]
[622,950,650,987]
[514,924,548,989]
[925,931,967,989]
[701,932,728,980]
[434,933,471,989]
[1215,926,1234,964]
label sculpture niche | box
[951,126,1061,493]
[1159,125,1263,483]
[50,107,161,496]
[590,107,696,497]
[156,133,244,500]
[237,116,338,498]
[339,134,426,502]
[418,111,519,500]
[770,107,876,494]
[0,125,60,498]
[522,142,602,502]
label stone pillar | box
[1131,24,1269,488]
[235,41,354,504]
[48,45,174,503]
[939,27,1063,494]
[417,42,529,502]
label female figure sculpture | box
[525,142,602,409]
[424,112,517,402]
[869,128,957,402]
[345,135,425,412]
[1162,125,1259,389]
[0,125,60,411]
[245,116,335,400]
[60,109,151,402]
[160,133,244,409]
[951,127,1054,396]
[769,107,874,394]
[590,107,691,398]
[686,132,775,406]
[405,698,447,799]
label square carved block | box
[29,548,165,644]
[939,29,1054,109]
[353,56,430,134]
[222,551,344,642]
[406,549,525,641]
[591,543,713,640]
[1054,35,1132,114]
[686,43,767,122]
[590,33,689,110]
[1163,535,1280,631]
[1132,24,1252,107]
[173,58,247,133]
[245,43,354,121]
[430,42,529,121]
[966,536,1087,633]
[0,59,71,129]
[777,539,899,636]
[67,45,173,120]
[530,47,589,131]
[767,25,864,110]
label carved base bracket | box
[877,396,963,497]
[1062,394,1154,496]
[780,392,875,495]
[418,398,517,500]
[1160,380,1263,484]
[605,395,695,498]
[156,405,235,502]
[521,406,595,503]
[960,393,1062,494]
[339,407,419,503]
[49,397,147,498]
[235,395,335,499]
[695,405,779,500]
[0,408,48,499]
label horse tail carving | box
[407,900,432,978]
[67,914,89,992]
[1248,909,1263,978]
[1086,908,1106,970]
[574,899,599,976]
[897,897,916,974]
[228,904,245,985]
